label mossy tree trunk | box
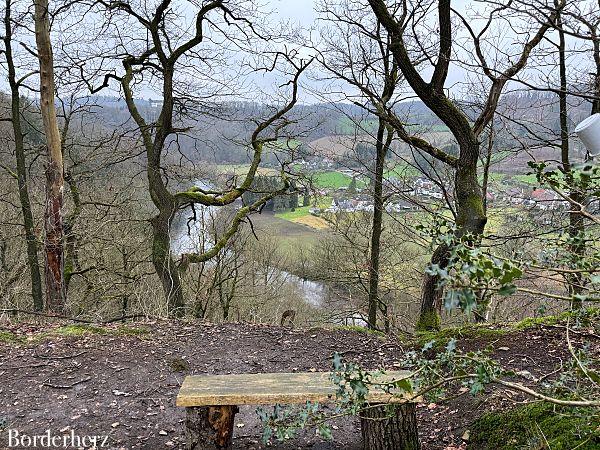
[109,3,308,317]
[368,0,556,330]
[4,0,44,311]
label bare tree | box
[34,0,65,312]
[1,0,43,310]
[315,0,404,330]
[366,0,562,329]
[77,0,311,316]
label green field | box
[250,212,323,256]
[275,206,313,221]
[312,171,369,189]
[275,197,332,221]
[513,173,539,185]
[336,116,378,134]
[385,163,421,178]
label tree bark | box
[151,211,184,316]
[416,244,447,331]
[556,9,585,309]
[185,406,238,450]
[360,403,419,450]
[368,121,390,330]
[4,0,44,311]
[34,0,66,313]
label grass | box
[336,116,378,134]
[385,163,421,179]
[274,197,332,229]
[275,206,313,220]
[513,173,539,186]
[313,171,355,189]
[0,330,24,344]
[470,402,600,449]
[250,212,322,257]
[34,324,150,341]
[405,123,450,133]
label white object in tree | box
[575,113,600,156]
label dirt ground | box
[0,320,597,450]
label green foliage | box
[419,217,523,315]
[257,353,413,444]
[403,339,504,400]
[469,402,600,450]
[415,310,441,332]
[0,331,24,344]
[528,161,599,197]
[37,324,148,340]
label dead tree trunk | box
[185,406,238,450]
[360,403,419,450]
[34,0,65,313]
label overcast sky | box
[272,0,316,26]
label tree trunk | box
[34,0,66,313]
[367,121,389,330]
[4,0,44,311]
[557,11,585,309]
[185,406,238,450]
[416,244,447,331]
[360,403,419,450]
[416,142,486,331]
[151,212,184,317]
[64,171,82,293]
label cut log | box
[185,405,239,450]
[360,402,419,450]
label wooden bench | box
[176,371,419,450]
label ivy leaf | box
[446,338,457,353]
[318,423,333,440]
[394,378,413,393]
[498,284,517,296]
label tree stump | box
[360,402,419,450]
[185,405,239,450]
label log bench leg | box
[360,403,419,450]
[185,405,239,450]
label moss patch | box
[53,324,108,337]
[469,402,600,450]
[513,307,599,331]
[414,307,600,349]
[335,325,386,338]
[415,323,506,349]
[0,330,24,344]
[169,357,190,373]
[415,310,441,332]
[34,324,149,341]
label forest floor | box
[0,318,598,450]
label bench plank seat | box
[176,371,413,407]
